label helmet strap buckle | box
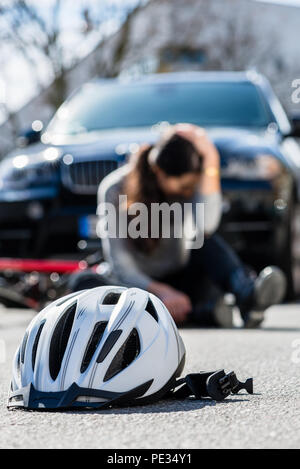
[172,369,253,402]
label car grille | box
[61,160,119,194]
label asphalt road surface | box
[0,303,299,449]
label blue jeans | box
[69,234,255,320]
[160,234,255,313]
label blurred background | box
[1,0,300,153]
[0,0,300,310]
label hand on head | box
[173,123,220,167]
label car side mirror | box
[288,113,300,138]
[17,120,44,147]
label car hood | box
[208,127,282,160]
[5,126,284,164]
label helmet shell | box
[8,286,186,409]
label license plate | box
[78,215,98,239]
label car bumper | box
[220,181,292,264]
[0,195,97,256]
[0,177,293,259]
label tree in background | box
[0,0,141,114]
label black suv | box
[1,71,300,294]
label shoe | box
[243,266,287,328]
[254,266,287,308]
[212,295,234,328]
[243,310,265,329]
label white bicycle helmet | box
[8,286,186,409]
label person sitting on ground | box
[71,123,286,328]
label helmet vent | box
[102,292,121,305]
[32,321,46,371]
[49,302,77,380]
[16,348,21,378]
[145,299,158,322]
[80,321,108,373]
[56,291,82,307]
[20,331,29,364]
[104,328,140,382]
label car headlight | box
[221,154,283,180]
[0,147,61,190]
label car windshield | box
[46,80,273,135]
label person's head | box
[148,131,203,199]
[125,129,203,206]
[123,129,203,253]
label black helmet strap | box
[168,369,253,402]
